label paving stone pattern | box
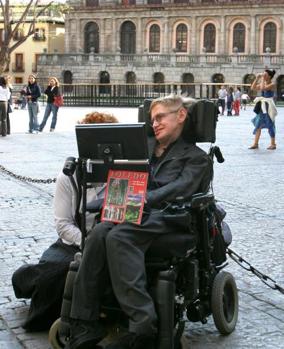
[0,106,284,348]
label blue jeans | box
[28,101,39,132]
[39,103,59,131]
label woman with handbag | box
[39,77,61,132]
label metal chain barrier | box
[0,164,57,184]
[227,248,284,295]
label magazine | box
[101,169,149,224]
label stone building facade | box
[38,0,284,97]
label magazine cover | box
[101,169,149,224]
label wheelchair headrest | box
[138,98,218,143]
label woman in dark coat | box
[39,77,60,132]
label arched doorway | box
[63,70,73,93]
[243,74,255,98]
[99,71,110,93]
[125,71,137,95]
[211,73,224,98]
[182,73,194,96]
[153,72,165,93]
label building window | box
[86,0,99,6]
[32,54,40,73]
[176,24,187,52]
[120,21,136,54]
[148,0,162,4]
[33,28,46,41]
[84,22,99,53]
[263,22,276,53]
[233,23,245,53]
[149,24,160,53]
[203,23,216,53]
[15,77,23,84]
[13,53,24,72]
[174,0,188,3]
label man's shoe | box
[67,319,107,349]
[105,332,156,349]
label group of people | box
[24,74,62,134]
[0,74,62,136]
[217,85,247,116]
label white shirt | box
[0,86,11,101]
[53,171,105,246]
[218,88,227,99]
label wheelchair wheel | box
[211,271,238,335]
[48,318,67,349]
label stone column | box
[137,17,142,54]
[250,16,256,54]
[164,20,169,54]
[191,16,196,55]
[220,16,225,54]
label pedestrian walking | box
[0,76,11,137]
[25,74,41,134]
[217,85,227,115]
[233,87,241,116]
[249,69,277,150]
[5,75,13,135]
[39,77,61,132]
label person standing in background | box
[39,77,60,133]
[233,87,241,116]
[249,69,277,150]
[0,76,11,137]
[25,74,41,134]
[5,75,13,135]
[226,87,234,116]
[217,85,227,115]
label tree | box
[0,0,54,75]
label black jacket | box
[146,136,211,208]
[45,86,60,104]
[26,83,41,102]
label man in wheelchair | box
[64,95,235,349]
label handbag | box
[53,95,64,107]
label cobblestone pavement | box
[0,106,284,349]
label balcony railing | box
[38,53,284,66]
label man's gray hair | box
[149,94,196,114]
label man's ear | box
[178,107,188,123]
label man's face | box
[150,103,186,144]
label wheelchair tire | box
[211,271,238,335]
[48,318,67,349]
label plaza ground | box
[0,105,284,348]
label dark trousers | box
[12,239,79,331]
[70,211,177,336]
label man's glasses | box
[150,108,180,126]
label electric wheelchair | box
[49,99,238,349]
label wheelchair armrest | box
[190,192,214,209]
[86,198,104,213]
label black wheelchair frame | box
[49,99,239,349]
